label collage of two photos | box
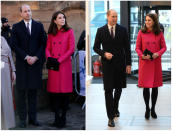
[1,0,171,130]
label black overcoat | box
[93,24,131,90]
[11,19,47,89]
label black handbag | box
[143,49,153,60]
[46,57,59,71]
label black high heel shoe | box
[151,110,157,119]
[145,109,150,119]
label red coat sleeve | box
[135,30,143,58]
[157,32,167,56]
[45,34,52,58]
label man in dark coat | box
[1,17,12,47]
[77,30,85,50]
[11,4,47,128]
[93,9,131,127]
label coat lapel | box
[31,19,36,37]
[103,24,119,40]
[103,24,112,39]
[20,20,30,36]
[114,24,119,40]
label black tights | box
[49,93,69,115]
[143,88,158,111]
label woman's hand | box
[142,55,151,60]
[152,53,159,59]
[12,72,16,86]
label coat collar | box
[104,24,119,40]
[20,19,36,37]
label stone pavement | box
[11,102,85,130]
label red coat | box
[46,29,75,93]
[135,30,166,88]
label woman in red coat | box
[135,13,166,119]
[46,11,75,127]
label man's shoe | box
[19,121,27,128]
[108,119,115,127]
[29,120,41,126]
[114,110,120,117]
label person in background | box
[46,11,75,128]
[77,30,85,50]
[1,36,16,130]
[135,13,166,119]
[1,17,12,47]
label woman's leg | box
[151,87,158,118]
[143,88,150,119]
[60,93,70,127]
[49,93,61,126]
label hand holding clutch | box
[143,49,153,60]
[46,57,60,71]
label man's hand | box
[26,56,33,65]
[152,53,159,59]
[104,52,113,60]
[27,56,38,65]
[142,55,151,60]
[126,65,131,74]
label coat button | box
[59,42,61,44]
[52,54,54,56]
[146,42,150,45]
[53,42,56,45]
[58,54,61,56]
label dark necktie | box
[111,26,114,38]
[27,22,30,35]
[111,27,114,38]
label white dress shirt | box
[108,24,116,38]
[24,19,32,34]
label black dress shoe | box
[108,119,115,127]
[151,110,157,119]
[19,121,27,128]
[114,110,120,117]
[29,120,41,126]
[145,109,150,119]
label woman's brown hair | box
[141,13,161,35]
[48,11,70,35]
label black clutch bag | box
[46,57,59,71]
[143,49,153,60]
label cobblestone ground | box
[11,102,85,130]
